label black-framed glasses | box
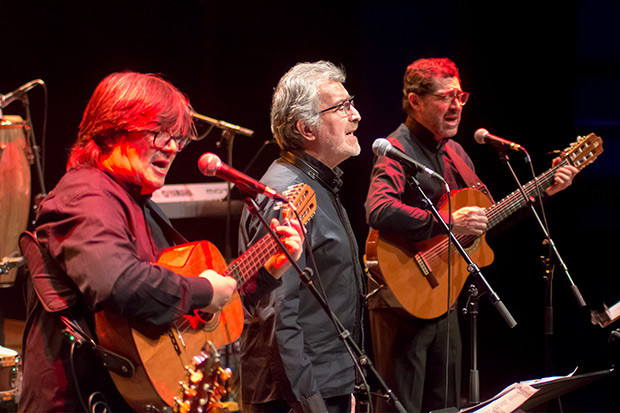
[431,90,470,105]
[146,130,192,151]
[319,96,355,116]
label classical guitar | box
[95,183,316,411]
[366,133,603,320]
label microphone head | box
[372,138,391,157]
[197,153,222,176]
[474,128,489,144]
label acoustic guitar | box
[95,183,316,411]
[366,133,603,320]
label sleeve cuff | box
[186,276,214,310]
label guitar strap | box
[444,144,494,203]
[145,200,189,246]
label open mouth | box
[151,159,170,174]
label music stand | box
[459,368,613,412]
[520,368,613,411]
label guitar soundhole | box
[181,310,217,331]
[463,236,480,252]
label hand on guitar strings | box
[199,270,238,313]
[545,157,579,196]
[451,206,488,237]
[264,216,305,279]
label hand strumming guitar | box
[451,206,488,236]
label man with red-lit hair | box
[18,71,303,412]
[365,58,578,412]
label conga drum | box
[0,345,19,405]
[0,115,31,287]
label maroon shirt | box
[19,167,213,412]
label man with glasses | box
[18,71,303,412]
[365,58,577,412]
[238,61,365,412]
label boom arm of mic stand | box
[498,151,586,308]
[243,197,407,413]
[406,175,517,328]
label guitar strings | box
[173,233,282,334]
[418,162,564,275]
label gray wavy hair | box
[270,61,346,152]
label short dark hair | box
[402,58,460,113]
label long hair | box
[402,58,460,113]
[270,61,346,152]
[67,71,197,170]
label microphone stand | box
[21,94,47,205]
[243,197,406,413]
[404,174,517,407]
[495,149,586,388]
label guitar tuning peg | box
[173,397,191,413]
[188,369,204,384]
[219,367,233,381]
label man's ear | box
[296,119,316,142]
[408,92,421,111]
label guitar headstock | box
[281,183,317,226]
[562,133,603,171]
[174,341,232,413]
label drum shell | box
[0,346,20,402]
[0,115,31,287]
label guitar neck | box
[224,233,280,287]
[486,159,568,230]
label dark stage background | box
[2,1,619,411]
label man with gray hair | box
[238,60,366,412]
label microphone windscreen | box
[474,128,489,144]
[372,138,391,157]
[197,153,221,176]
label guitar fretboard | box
[225,233,281,287]
[486,160,565,229]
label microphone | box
[198,153,288,202]
[1,79,45,108]
[372,138,445,182]
[474,128,524,152]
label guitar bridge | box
[414,253,439,289]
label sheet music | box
[472,383,539,413]
[460,368,578,413]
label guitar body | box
[366,188,495,320]
[366,133,603,320]
[95,241,243,411]
[93,183,318,411]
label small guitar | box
[366,133,603,320]
[95,183,316,411]
[174,341,232,413]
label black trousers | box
[369,307,461,413]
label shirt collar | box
[102,169,152,205]
[281,150,343,193]
[405,117,448,152]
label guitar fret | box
[486,162,563,229]
[225,232,283,287]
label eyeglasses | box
[146,130,192,151]
[319,96,355,116]
[431,90,470,106]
